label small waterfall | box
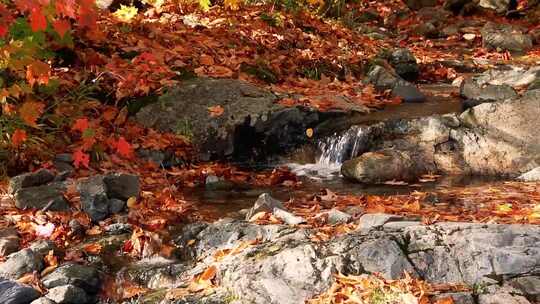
[317,126,368,167]
[287,125,370,179]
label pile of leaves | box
[308,272,468,304]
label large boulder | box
[14,185,69,212]
[135,78,355,161]
[8,169,55,195]
[0,279,40,304]
[481,22,533,53]
[341,149,418,183]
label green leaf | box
[199,0,211,11]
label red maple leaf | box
[115,137,134,158]
[72,118,89,132]
[73,149,90,168]
[11,129,27,147]
[55,0,76,18]
[29,7,47,32]
[53,19,71,38]
[0,4,14,38]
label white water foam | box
[287,126,368,180]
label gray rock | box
[358,213,405,231]
[14,186,69,211]
[31,298,56,304]
[507,276,540,299]
[481,22,533,53]
[517,167,540,182]
[103,173,139,200]
[77,176,109,222]
[460,78,517,101]
[41,263,100,293]
[341,149,418,183]
[245,193,285,221]
[53,154,74,173]
[273,208,305,225]
[366,65,425,102]
[108,198,125,214]
[8,169,55,195]
[0,228,19,257]
[0,279,40,304]
[472,65,540,88]
[118,257,186,289]
[0,249,43,280]
[46,285,88,304]
[432,292,475,304]
[322,209,352,225]
[104,223,132,235]
[389,48,419,81]
[478,293,531,304]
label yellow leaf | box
[224,0,241,10]
[113,5,138,23]
[306,128,314,138]
[497,203,512,212]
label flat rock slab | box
[172,216,540,304]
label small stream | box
[185,84,507,218]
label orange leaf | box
[73,149,90,168]
[26,61,50,86]
[208,105,224,117]
[199,265,217,281]
[29,8,47,32]
[200,54,215,66]
[72,118,89,132]
[19,100,45,127]
[11,129,27,147]
[115,137,133,158]
[53,19,71,38]
[435,298,455,304]
[83,243,103,255]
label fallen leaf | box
[208,105,224,117]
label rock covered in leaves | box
[135,78,354,162]
[171,216,540,304]
[77,173,139,222]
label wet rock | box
[46,285,89,304]
[41,263,100,293]
[245,193,285,221]
[103,173,140,200]
[108,198,125,214]
[0,228,19,257]
[118,257,186,289]
[517,167,540,182]
[478,293,531,304]
[14,186,69,212]
[478,0,512,13]
[136,78,350,161]
[432,292,475,304]
[0,279,40,304]
[472,65,540,88]
[405,0,437,10]
[104,223,132,235]
[389,48,419,81]
[460,78,517,101]
[444,0,473,14]
[341,150,418,183]
[8,169,55,195]
[481,22,533,53]
[53,154,74,173]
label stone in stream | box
[0,279,40,304]
[245,193,285,221]
[517,167,540,182]
[481,22,533,53]
[460,78,517,101]
[316,208,352,225]
[341,149,418,183]
[45,285,89,304]
[0,249,44,280]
